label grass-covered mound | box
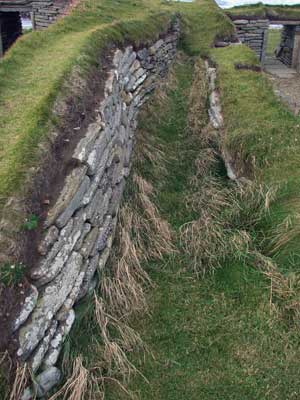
[0,0,233,265]
[211,43,300,273]
[0,0,232,203]
[226,2,300,20]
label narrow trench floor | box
[76,55,300,400]
[264,56,300,115]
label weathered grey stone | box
[234,19,249,24]
[82,160,108,206]
[149,39,164,55]
[32,217,84,286]
[121,47,136,75]
[29,320,58,372]
[45,166,88,227]
[31,219,74,282]
[108,179,125,217]
[13,285,39,332]
[209,93,223,129]
[72,122,101,163]
[104,70,115,96]
[129,59,141,74]
[113,49,123,68]
[18,252,83,359]
[87,134,109,176]
[80,227,99,259]
[56,267,86,320]
[74,222,91,251]
[35,367,61,397]
[137,48,148,61]
[38,226,59,256]
[86,187,112,227]
[56,175,90,228]
[43,310,75,368]
[91,216,113,256]
[77,254,100,300]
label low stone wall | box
[14,20,180,399]
[32,0,69,29]
[232,18,269,61]
[0,11,22,54]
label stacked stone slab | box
[32,0,69,29]
[278,25,294,66]
[232,18,269,61]
[14,20,180,399]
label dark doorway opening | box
[0,11,22,56]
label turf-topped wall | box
[33,0,69,29]
[231,18,268,61]
[13,20,180,399]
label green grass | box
[266,28,281,57]
[226,3,300,20]
[97,56,300,400]
[210,44,300,271]
[0,0,233,215]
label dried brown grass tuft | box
[49,357,88,400]
[267,213,300,256]
[94,294,146,381]
[252,251,300,322]
[188,59,209,137]
[9,362,29,400]
[102,173,174,316]
[181,169,277,275]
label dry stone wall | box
[15,20,180,399]
[232,18,269,61]
[277,25,295,66]
[32,0,69,29]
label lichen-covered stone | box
[72,122,101,163]
[86,133,108,175]
[56,175,90,228]
[43,310,75,368]
[18,252,83,359]
[91,215,113,255]
[13,285,39,332]
[80,227,99,259]
[38,226,59,256]
[45,166,87,227]
[29,320,58,372]
[31,217,83,286]
[77,254,100,300]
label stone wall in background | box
[232,18,269,62]
[277,25,294,66]
[33,0,69,29]
[16,19,180,399]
